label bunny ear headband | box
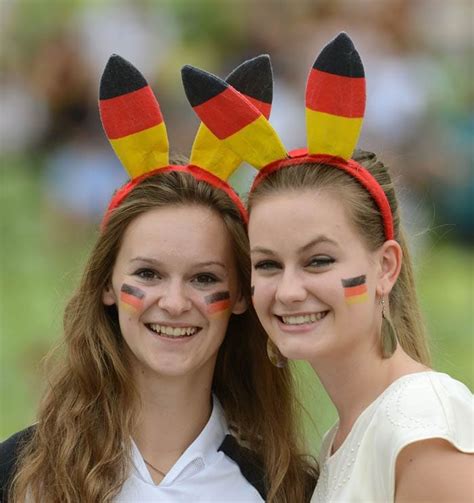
[99,53,274,227]
[181,33,394,241]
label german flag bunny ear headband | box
[99,53,274,227]
[182,33,394,240]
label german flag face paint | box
[120,283,146,312]
[204,291,231,318]
[99,55,169,179]
[182,66,287,169]
[341,275,368,304]
[305,32,365,160]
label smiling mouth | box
[146,323,201,339]
[278,312,329,325]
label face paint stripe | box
[121,283,145,298]
[346,293,369,304]
[344,284,368,297]
[205,291,230,304]
[120,292,143,310]
[207,300,232,315]
[341,275,366,288]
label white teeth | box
[281,312,327,325]
[148,324,197,337]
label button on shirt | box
[114,398,264,502]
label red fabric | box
[193,87,260,140]
[101,165,248,230]
[306,69,365,118]
[251,150,394,241]
[244,96,271,119]
[99,86,164,139]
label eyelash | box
[134,269,220,287]
[253,260,282,271]
[192,273,220,286]
[134,268,160,281]
[253,257,335,272]
[307,256,335,268]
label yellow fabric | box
[190,123,241,181]
[225,115,287,169]
[306,109,363,160]
[110,122,169,178]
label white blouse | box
[115,398,264,502]
[311,371,474,502]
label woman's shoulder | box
[0,426,36,501]
[374,371,474,455]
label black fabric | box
[218,434,266,499]
[0,426,35,503]
[100,54,148,100]
[312,32,365,78]
[181,66,228,107]
[226,55,273,104]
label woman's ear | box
[375,239,403,297]
[102,284,117,306]
[232,290,248,315]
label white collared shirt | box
[114,398,264,502]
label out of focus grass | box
[1,159,473,448]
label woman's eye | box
[253,260,281,271]
[134,268,159,280]
[307,256,335,268]
[192,273,219,285]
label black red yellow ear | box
[99,55,169,179]
[305,32,365,160]
[182,65,287,170]
[190,55,274,180]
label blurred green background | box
[1,0,473,450]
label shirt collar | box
[130,395,228,486]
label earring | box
[381,298,397,358]
[266,338,288,368]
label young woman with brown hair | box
[182,32,473,502]
[0,55,317,502]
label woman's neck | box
[132,366,214,477]
[310,345,427,452]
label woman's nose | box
[157,280,192,316]
[275,268,307,305]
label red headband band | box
[251,149,394,240]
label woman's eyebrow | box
[298,235,338,253]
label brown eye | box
[135,268,159,280]
[193,273,219,285]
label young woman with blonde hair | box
[182,32,473,502]
[0,55,317,502]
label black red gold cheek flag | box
[190,55,274,180]
[182,66,287,170]
[305,32,365,160]
[99,55,169,178]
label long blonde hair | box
[12,170,317,502]
[248,149,431,366]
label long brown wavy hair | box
[11,170,318,502]
[248,149,431,366]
